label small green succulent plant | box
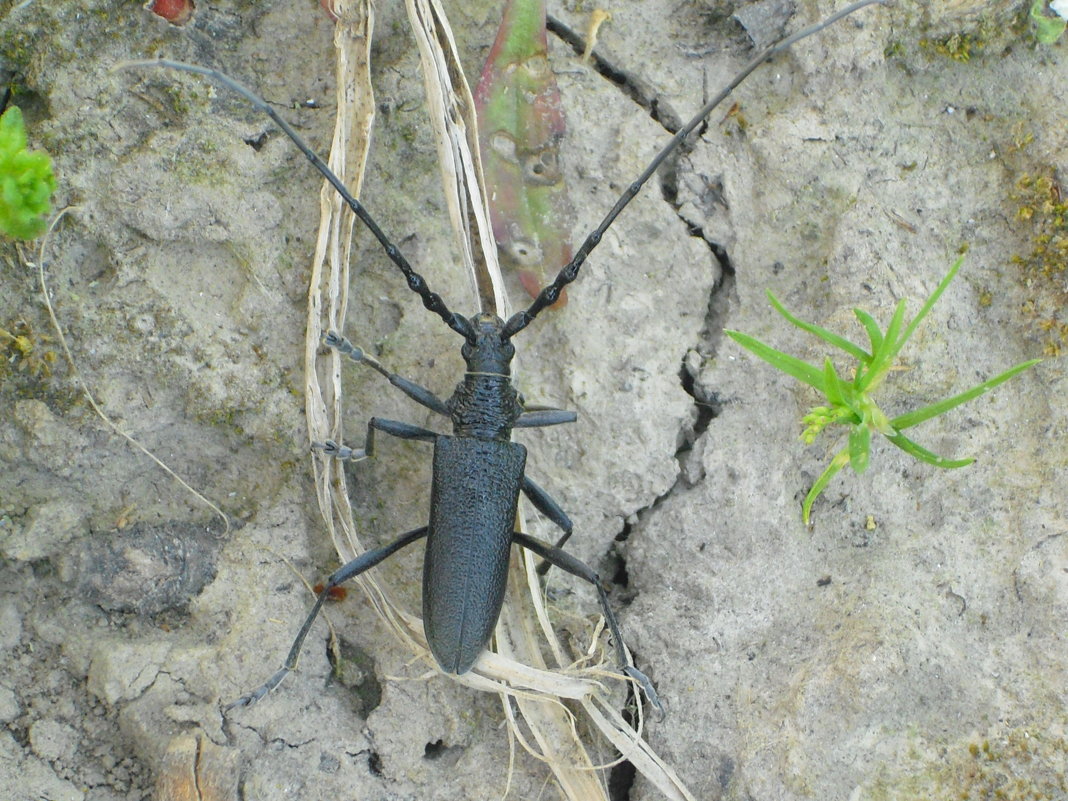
[0,106,56,240]
[725,256,1040,524]
[1031,0,1067,44]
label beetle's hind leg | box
[512,531,664,716]
[226,525,429,710]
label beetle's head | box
[460,313,515,376]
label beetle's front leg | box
[324,331,449,416]
[512,531,664,717]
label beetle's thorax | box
[447,313,522,441]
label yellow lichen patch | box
[1011,171,1068,356]
[920,31,982,61]
[864,726,1068,801]
[1,317,57,378]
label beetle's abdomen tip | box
[430,644,479,676]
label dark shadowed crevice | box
[608,542,629,588]
[609,758,638,800]
[424,739,445,758]
[679,361,718,441]
[243,130,269,150]
[328,636,382,719]
[609,211,736,573]
[367,750,384,777]
[422,737,465,768]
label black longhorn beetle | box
[125,0,880,717]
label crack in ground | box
[547,15,685,136]
[559,0,736,579]
[553,8,733,535]
[548,12,737,471]
[612,224,734,551]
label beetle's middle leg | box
[316,417,436,461]
[512,531,663,715]
[227,525,429,710]
[521,476,577,577]
[522,476,573,549]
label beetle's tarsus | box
[225,667,289,710]
[624,664,665,719]
[314,439,366,461]
[323,331,364,362]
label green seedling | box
[725,256,1041,525]
[0,106,56,240]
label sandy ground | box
[1,1,1065,799]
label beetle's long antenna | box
[501,0,884,340]
[116,59,477,344]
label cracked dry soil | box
[1,1,1066,800]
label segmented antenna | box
[119,0,880,344]
[501,0,884,340]
[117,58,477,344]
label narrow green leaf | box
[824,357,860,412]
[767,291,870,361]
[854,308,883,357]
[891,359,1041,429]
[822,358,844,406]
[896,254,965,351]
[848,423,871,474]
[884,430,974,468]
[880,298,909,356]
[802,449,850,526]
[850,309,881,388]
[858,298,907,392]
[724,329,826,392]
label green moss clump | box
[0,107,57,240]
[0,27,35,72]
[1030,0,1067,44]
[917,10,1010,64]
